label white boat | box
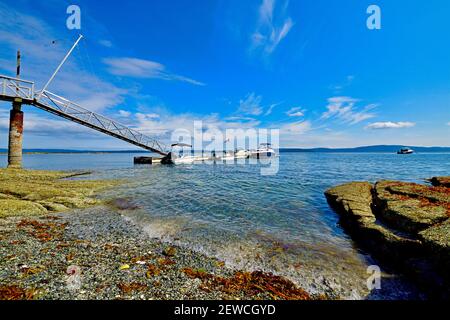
[249,143,276,158]
[169,143,208,164]
[234,149,251,159]
[173,155,196,164]
[219,150,250,161]
[221,151,237,161]
[397,148,414,154]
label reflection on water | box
[4,152,449,298]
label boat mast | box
[37,34,84,100]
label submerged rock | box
[429,176,450,188]
[325,178,450,299]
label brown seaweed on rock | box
[182,268,312,300]
[0,285,37,300]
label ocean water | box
[3,152,449,299]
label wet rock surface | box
[325,177,450,299]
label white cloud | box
[321,97,376,124]
[0,109,98,137]
[118,110,131,117]
[99,39,113,48]
[225,116,257,122]
[330,75,355,92]
[0,3,127,113]
[264,102,281,116]
[103,57,205,86]
[238,93,263,116]
[252,0,294,54]
[281,121,312,134]
[365,122,416,130]
[286,107,306,117]
[447,122,450,126]
[132,110,261,141]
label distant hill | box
[0,149,149,154]
[281,145,450,153]
[0,145,449,154]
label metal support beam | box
[37,35,83,100]
[0,74,168,156]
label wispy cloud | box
[251,0,294,54]
[286,107,306,117]
[0,109,98,137]
[238,93,264,116]
[321,97,376,124]
[131,110,261,140]
[264,102,282,116]
[103,57,205,86]
[281,120,311,134]
[365,121,416,130]
[0,2,127,113]
[118,110,131,117]
[99,39,113,48]
[330,75,355,93]
[225,116,257,122]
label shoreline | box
[1,168,446,300]
[0,206,313,300]
[0,168,314,300]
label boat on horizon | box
[397,147,414,154]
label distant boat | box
[397,148,414,154]
[249,143,276,158]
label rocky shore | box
[0,169,313,300]
[0,169,119,216]
[325,177,450,299]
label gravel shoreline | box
[0,206,313,300]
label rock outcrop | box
[428,176,450,188]
[0,169,120,217]
[325,178,450,299]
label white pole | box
[36,34,84,100]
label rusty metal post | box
[7,51,23,169]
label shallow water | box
[4,152,449,299]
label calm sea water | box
[3,152,449,298]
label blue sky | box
[0,0,449,149]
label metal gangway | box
[0,74,168,156]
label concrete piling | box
[7,98,24,169]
